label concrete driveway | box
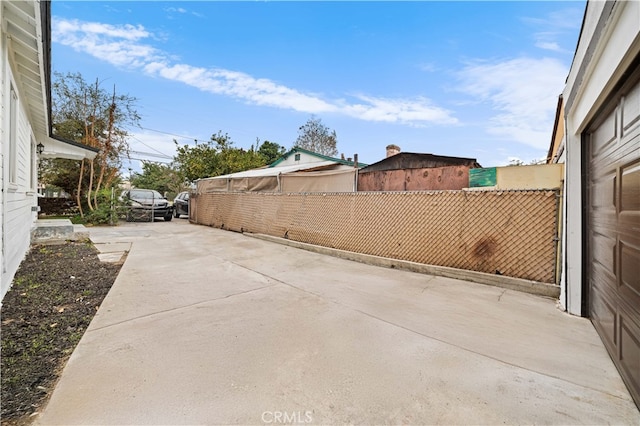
[36,220,639,425]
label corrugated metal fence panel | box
[192,190,559,283]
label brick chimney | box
[386,144,401,158]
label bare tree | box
[294,116,338,156]
[44,72,139,217]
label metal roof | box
[269,147,366,168]
[200,161,343,180]
[360,152,482,172]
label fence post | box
[110,187,115,226]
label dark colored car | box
[122,189,173,222]
[173,191,190,218]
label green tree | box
[257,140,286,164]
[40,158,83,195]
[129,162,186,199]
[173,131,269,182]
[174,137,222,183]
[507,158,546,167]
[294,116,338,157]
[42,71,139,217]
[217,147,265,176]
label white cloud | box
[418,62,437,73]
[52,17,456,127]
[164,6,203,18]
[55,19,149,41]
[124,130,184,173]
[53,20,162,68]
[523,8,583,31]
[342,95,457,125]
[128,131,175,157]
[535,41,563,53]
[458,57,566,150]
[165,7,187,14]
[523,8,583,54]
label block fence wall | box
[191,190,560,283]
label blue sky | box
[51,1,585,172]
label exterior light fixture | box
[36,142,44,154]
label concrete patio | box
[35,220,639,425]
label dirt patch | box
[1,242,122,425]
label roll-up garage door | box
[586,69,640,406]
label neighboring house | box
[1,1,98,300]
[197,147,366,193]
[547,95,565,164]
[357,145,481,191]
[559,0,640,406]
[268,147,361,168]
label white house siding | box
[0,0,97,302]
[276,151,332,167]
[563,0,640,316]
[1,20,39,301]
[556,145,567,311]
[0,21,4,302]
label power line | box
[139,126,206,143]
[130,135,173,158]
[138,125,269,148]
[128,150,172,160]
[120,154,172,164]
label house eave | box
[40,135,99,160]
[3,0,48,137]
[2,0,98,161]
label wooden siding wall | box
[1,49,38,300]
[0,32,5,300]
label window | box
[294,153,301,161]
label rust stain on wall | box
[358,165,471,191]
[473,237,497,259]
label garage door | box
[586,70,640,406]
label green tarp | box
[469,167,497,187]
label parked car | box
[173,191,190,218]
[121,189,173,222]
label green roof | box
[269,147,367,168]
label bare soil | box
[1,242,122,425]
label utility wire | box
[139,126,207,143]
[130,135,173,158]
[138,125,263,147]
[129,150,172,160]
[121,155,172,164]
